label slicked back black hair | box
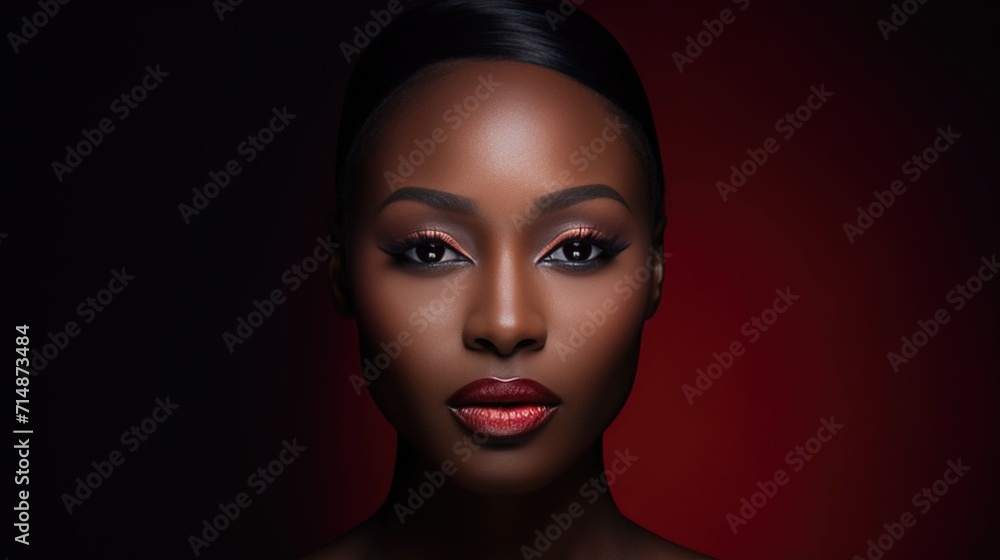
[335,0,664,239]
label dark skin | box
[308,61,712,560]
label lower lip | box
[449,405,558,439]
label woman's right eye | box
[402,241,465,265]
[382,231,472,267]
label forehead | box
[356,60,647,217]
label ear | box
[644,214,667,319]
[326,214,355,318]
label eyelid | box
[536,226,605,261]
[402,229,473,261]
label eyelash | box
[381,227,630,270]
[381,230,471,268]
[539,227,630,270]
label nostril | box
[473,337,499,354]
[514,338,540,352]
[472,337,541,356]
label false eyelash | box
[380,230,470,263]
[540,226,631,262]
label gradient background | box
[4,0,998,558]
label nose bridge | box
[464,246,546,355]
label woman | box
[308,1,712,558]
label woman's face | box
[343,60,662,493]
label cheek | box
[348,254,470,421]
[545,252,653,413]
[359,283,475,468]
[547,250,653,353]
[349,246,467,343]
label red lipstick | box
[447,378,561,439]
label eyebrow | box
[376,184,629,216]
[377,187,477,215]
[540,184,629,213]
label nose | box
[462,250,547,356]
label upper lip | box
[447,377,561,407]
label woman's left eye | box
[543,239,605,263]
[540,232,628,267]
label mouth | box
[446,377,561,440]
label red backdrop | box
[269,1,999,559]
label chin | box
[447,445,585,494]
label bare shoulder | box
[297,520,377,560]
[625,519,716,560]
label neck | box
[369,436,632,560]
